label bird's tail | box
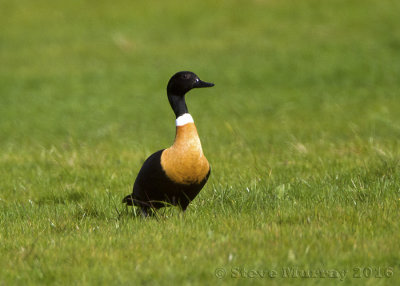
[122,194,135,206]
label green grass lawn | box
[1,0,400,284]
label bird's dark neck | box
[167,93,188,118]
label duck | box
[122,71,214,216]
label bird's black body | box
[122,71,214,215]
[123,150,210,211]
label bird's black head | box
[167,71,214,96]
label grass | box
[1,0,400,284]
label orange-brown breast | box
[161,123,209,185]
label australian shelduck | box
[122,71,214,216]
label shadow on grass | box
[117,202,185,221]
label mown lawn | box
[1,0,399,285]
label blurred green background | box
[1,0,400,285]
[2,0,399,148]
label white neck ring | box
[176,113,194,126]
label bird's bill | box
[194,80,214,88]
